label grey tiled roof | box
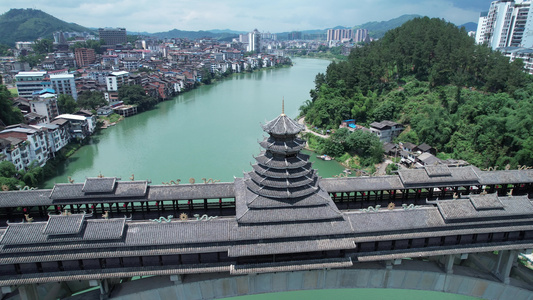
[43,214,85,235]
[437,195,533,222]
[398,166,480,187]
[252,163,313,179]
[254,152,310,169]
[425,165,452,177]
[247,169,315,188]
[469,193,503,210]
[113,181,148,197]
[477,169,533,185]
[228,238,356,257]
[346,208,445,234]
[230,220,353,240]
[50,183,85,199]
[50,181,148,201]
[83,219,125,240]
[148,183,235,200]
[244,175,318,199]
[246,191,331,208]
[237,205,344,224]
[261,114,304,136]
[320,176,404,193]
[0,223,47,245]
[82,177,116,193]
[0,190,53,207]
[259,137,306,154]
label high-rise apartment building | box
[327,29,353,41]
[354,29,368,43]
[98,28,127,45]
[75,48,96,67]
[247,29,260,53]
[476,0,533,49]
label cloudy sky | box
[1,0,492,33]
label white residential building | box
[30,89,59,123]
[31,123,69,155]
[55,113,96,140]
[15,71,50,100]
[106,71,130,92]
[247,29,260,53]
[476,0,533,49]
[369,120,404,143]
[0,125,50,168]
[50,74,78,100]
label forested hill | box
[0,9,93,46]
[301,17,533,169]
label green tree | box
[70,39,104,54]
[18,53,43,68]
[346,130,384,166]
[57,94,78,114]
[118,85,158,111]
[0,85,23,125]
[0,44,13,56]
[77,91,106,110]
[32,38,53,54]
[18,161,43,187]
[0,161,17,178]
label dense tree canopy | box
[0,85,23,125]
[70,39,104,54]
[77,91,106,110]
[301,17,533,169]
[57,94,78,114]
[118,85,158,111]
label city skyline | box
[0,0,492,34]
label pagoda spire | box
[281,98,285,116]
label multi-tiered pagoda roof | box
[235,113,348,226]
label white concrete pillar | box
[493,250,518,284]
[444,254,455,274]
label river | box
[44,58,345,188]
[44,58,477,300]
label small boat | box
[317,154,332,161]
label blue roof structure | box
[32,88,56,95]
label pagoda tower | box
[234,110,346,225]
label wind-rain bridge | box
[1,113,533,299]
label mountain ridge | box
[0,8,94,46]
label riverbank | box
[298,117,395,176]
[42,58,332,188]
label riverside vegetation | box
[300,17,533,170]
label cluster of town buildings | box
[340,119,468,169]
[0,28,295,173]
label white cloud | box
[0,0,488,33]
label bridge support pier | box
[386,259,402,270]
[90,278,119,300]
[493,250,519,284]
[170,274,183,284]
[18,284,39,300]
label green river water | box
[44,58,478,299]
[44,58,344,188]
